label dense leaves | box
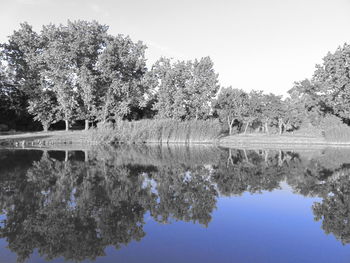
[150,57,219,120]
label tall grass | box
[321,115,350,142]
[324,125,350,142]
[89,119,224,144]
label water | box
[1,145,350,263]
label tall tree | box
[187,57,220,120]
[151,58,190,119]
[97,35,147,122]
[1,22,42,130]
[152,57,219,120]
[40,23,79,131]
[1,22,42,95]
[312,44,350,121]
[65,20,109,130]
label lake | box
[1,145,350,263]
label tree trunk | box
[278,119,283,135]
[244,121,250,134]
[42,123,49,132]
[85,120,89,131]
[264,150,269,163]
[65,119,69,131]
[265,121,269,134]
[228,117,235,135]
[243,149,249,163]
[84,150,89,162]
[227,149,233,167]
[278,150,284,166]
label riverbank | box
[2,130,350,149]
[217,133,350,148]
[0,130,92,147]
[0,129,218,148]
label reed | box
[324,125,350,142]
[89,119,224,144]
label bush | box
[90,119,224,144]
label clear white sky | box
[1,0,350,95]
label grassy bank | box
[0,130,92,147]
[89,119,224,144]
[4,118,350,148]
[0,119,224,147]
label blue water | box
[1,146,350,263]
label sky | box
[0,0,350,95]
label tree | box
[260,93,283,134]
[187,57,220,120]
[243,90,263,134]
[40,23,79,131]
[1,22,42,96]
[1,22,43,130]
[278,98,303,134]
[213,87,249,135]
[312,44,350,122]
[97,35,147,122]
[151,57,219,120]
[0,62,13,125]
[288,79,325,125]
[27,90,58,132]
[65,20,109,130]
[151,58,191,119]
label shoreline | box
[218,134,350,147]
[2,131,350,149]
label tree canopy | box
[2,20,350,137]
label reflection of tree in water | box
[150,165,217,226]
[0,147,220,262]
[313,168,350,244]
[1,150,157,262]
[2,146,350,262]
[212,149,296,196]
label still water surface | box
[1,145,350,263]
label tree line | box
[214,42,350,135]
[1,20,350,134]
[0,20,219,131]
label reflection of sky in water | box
[2,187,350,263]
[2,147,350,263]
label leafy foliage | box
[213,87,249,134]
[97,35,147,122]
[151,57,219,120]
